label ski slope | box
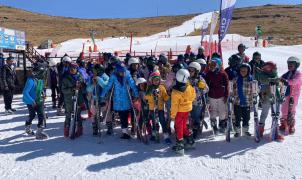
[2,11,302,180]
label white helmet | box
[128,57,140,66]
[176,69,190,83]
[196,58,207,65]
[62,56,72,63]
[136,78,147,86]
[188,62,201,72]
[49,58,57,67]
[287,56,300,68]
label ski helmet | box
[172,63,184,73]
[287,56,300,68]
[32,62,48,79]
[93,64,105,76]
[262,61,277,73]
[158,53,168,65]
[253,51,261,60]
[147,56,157,66]
[239,63,251,74]
[188,62,201,72]
[128,57,140,66]
[176,69,190,83]
[109,56,120,65]
[195,58,207,66]
[177,54,185,61]
[136,78,147,86]
[62,56,72,63]
[228,54,242,67]
[210,57,222,70]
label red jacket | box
[205,70,229,99]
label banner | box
[209,12,219,44]
[200,20,209,44]
[219,0,236,42]
[0,27,26,50]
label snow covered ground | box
[1,12,302,180]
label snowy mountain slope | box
[1,45,302,180]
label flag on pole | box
[208,12,219,57]
[219,0,237,42]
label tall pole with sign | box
[218,0,237,60]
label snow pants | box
[234,105,250,128]
[209,97,228,120]
[3,89,13,110]
[174,112,190,141]
[25,104,44,128]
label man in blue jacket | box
[23,62,48,139]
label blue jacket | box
[101,70,138,111]
[22,77,44,105]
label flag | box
[200,20,209,44]
[209,12,219,44]
[219,0,237,42]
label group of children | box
[20,44,302,155]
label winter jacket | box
[2,64,17,90]
[225,67,239,81]
[170,84,196,119]
[257,71,280,103]
[189,75,209,106]
[86,73,109,100]
[61,72,85,105]
[145,84,169,110]
[237,53,250,63]
[22,77,44,105]
[281,70,302,117]
[158,63,172,81]
[48,66,59,88]
[101,70,138,111]
[205,70,229,99]
[232,75,253,107]
[249,59,265,79]
[78,67,89,83]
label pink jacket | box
[281,70,302,118]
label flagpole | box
[218,0,223,60]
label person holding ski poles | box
[100,63,139,139]
[280,57,302,135]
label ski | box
[226,81,234,142]
[70,89,79,139]
[153,89,160,143]
[252,80,261,143]
[269,80,281,141]
[286,85,295,135]
[199,91,209,138]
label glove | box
[198,80,206,90]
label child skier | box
[61,62,86,138]
[205,58,229,134]
[280,57,302,135]
[145,71,170,143]
[23,62,49,139]
[100,63,139,139]
[188,62,208,138]
[171,69,196,155]
[256,61,282,138]
[231,63,254,137]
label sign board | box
[0,27,26,50]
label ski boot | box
[106,121,113,135]
[5,109,13,115]
[75,126,83,138]
[289,120,296,135]
[164,133,172,144]
[57,108,65,116]
[184,135,195,150]
[25,125,35,135]
[172,139,185,156]
[120,128,131,139]
[243,127,252,137]
[234,126,241,138]
[36,127,48,140]
[279,118,286,131]
[192,123,200,139]
[210,119,218,135]
[259,123,265,138]
[219,119,227,134]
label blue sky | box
[0,0,301,18]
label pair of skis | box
[70,89,79,139]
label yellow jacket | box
[170,84,196,119]
[145,85,170,110]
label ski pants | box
[281,96,298,119]
[3,89,13,110]
[51,85,59,106]
[174,112,190,141]
[25,104,44,128]
[117,110,130,129]
[209,97,228,120]
[190,105,202,126]
[234,105,250,128]
[260,100,271,125]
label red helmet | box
[262,61,277,73]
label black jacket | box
[2,64,18,90]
